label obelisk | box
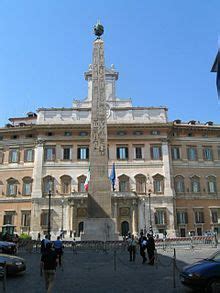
[81,23,118,240]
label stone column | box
[132,201,137,235]
[32,139,44,198]
[30,139,45,238]
[162,140,175,236]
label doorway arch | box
[121,221,129,236]
[78,221,84,237]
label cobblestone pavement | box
[2,246,219,293]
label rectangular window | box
[117,147,128,160]
[45,147,56,161]
[187,147,197,161]
[7,183,17,196]
[23,182,31,195]
[211,210,218,223]
[21,211,31,227]
[177,211,188,224]
[134,146,142,159]
[195,210,204,223]
[203,147,213,161]
[77,146,89,160]
[171,147,181,160]
[9,149,19,163]
[208,181,216,193]
[150,146,162,160]
[24,149,34,162]
[155,210,166,225]
[3,213,14,225]
[40,212,49,227]
[154,180,162,193]
[63,147,71,160]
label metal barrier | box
[155,235,217,250]
[16,235,217,254]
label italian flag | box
[84,165,90,192]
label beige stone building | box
[0,47,219,240]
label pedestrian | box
[127,234,137,262]
[53,236,63,268]
[139,231,147,264]
[146,233,155,265]
[72,238,77,254]
[41,235,50,254]
[40,242,58,293]
[37,232,41,241]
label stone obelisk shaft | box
[88,38,112,218]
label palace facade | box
[0,62,220,240]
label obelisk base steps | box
[81,218,119,241]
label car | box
[0,241,17,254]
[180,250,220,292]
[0,253,26,275]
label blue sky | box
[0,1,219,126]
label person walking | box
[53,236,63,268]
[146,233,155,265]
[127,234,137,262]
[138,231,147,264]
[41,235,50,254]
[40,242,58,293]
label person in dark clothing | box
[138,231,147,264]
[146,233,155,265]
[41,235,50,254]
[53,236,63,267]
[40,242,58,293]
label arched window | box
[78,175,86,192]
[207,176,217,193]
[78,221,84,237]
[190,176,200,193]
[118,175,130,192]
[43,176,55,194]
[22,177,33,195]
[6,178,18,196]
[174,176,185,193]
[153,174,164,194]
[60,175,71,194]
[121,221,129,236]
[135,174,146,194]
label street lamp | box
[61,196,64,239]
[146,174,153,233]
[47,189,52,240]
[47,177,53,240]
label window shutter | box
[9,150,12,163]
[125,147,128,159]
[117,148,120,159]
[77,148,80,159]
[164,210,167,224]
[185,212,188,224]
[86,148,89,159]
[14,184,17,195]
[52,148,56,160]
[154,212,158,224]
[32,149,35,161]
[150,146,153,159]
[159,147,162,160]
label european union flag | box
[109,163,116,191]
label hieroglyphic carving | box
[91,39,108,156]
